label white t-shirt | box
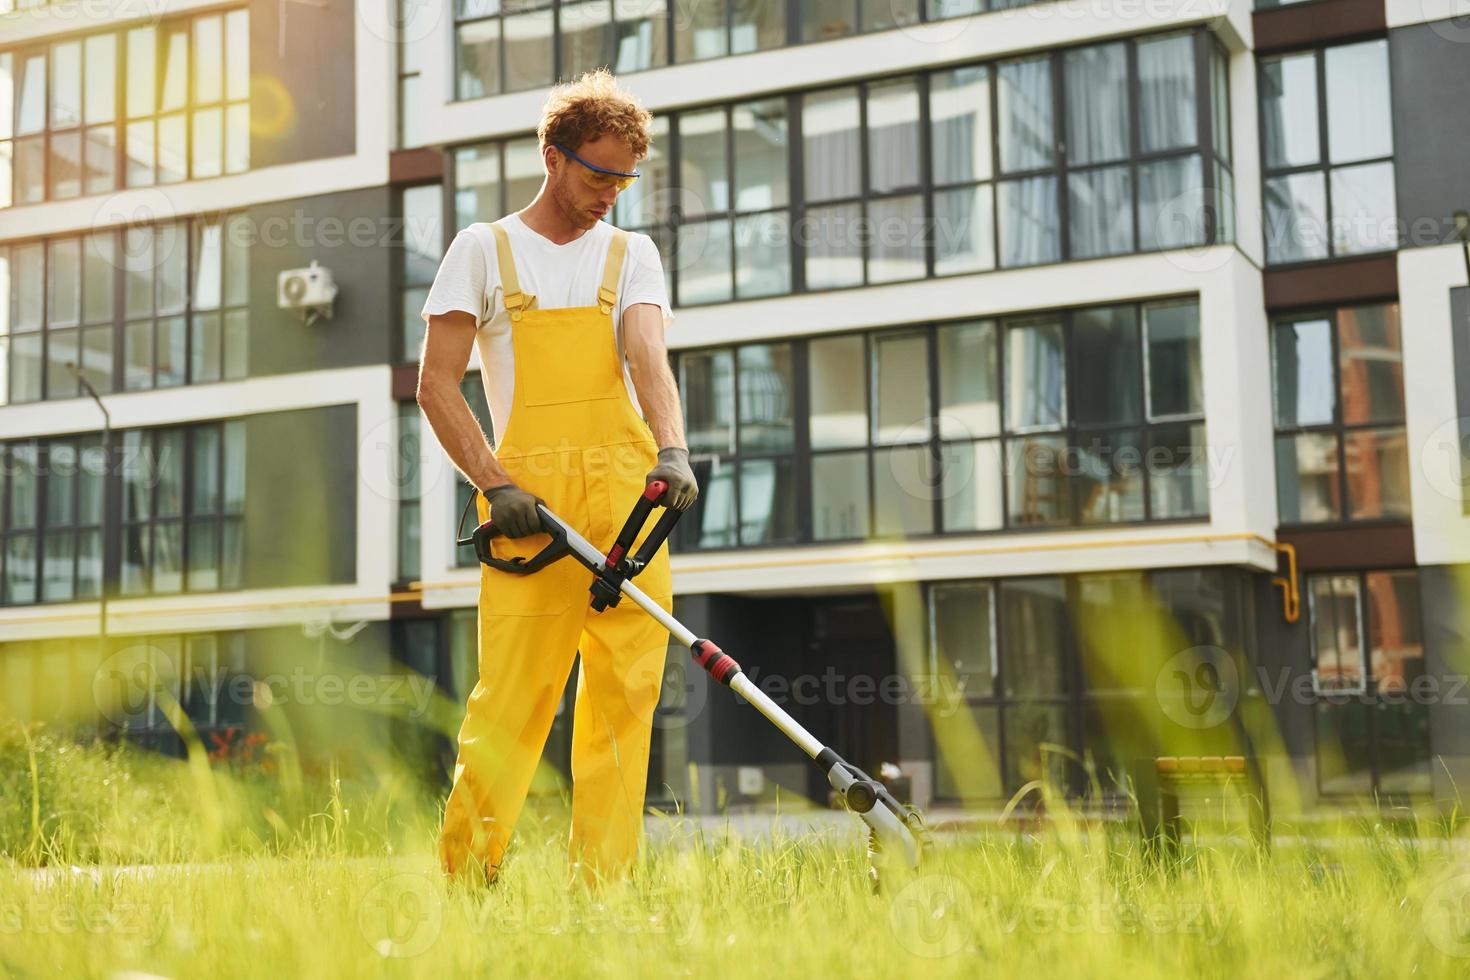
[420,213,673,447]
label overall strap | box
[598,229,629,315]
[489,221,535,321]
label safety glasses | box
[553,142,640,193]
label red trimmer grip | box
[691,639,741,686]
[644,479,669,502]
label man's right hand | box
[484,483,545,538]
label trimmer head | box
[822,755,929,873]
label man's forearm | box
[417,379,511,492]
[625,306,687,450]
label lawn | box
[2,724,1468,979]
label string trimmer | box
[457,479,929,877]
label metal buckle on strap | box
[597,285,617,314]
[504,290,528,321]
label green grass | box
[3,723,1469,979]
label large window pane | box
[867,194,925,284]
[560,0,615,79]
[997,56,1053,173]
[809,334,867,449]
[1068,166,1133,259]
[1311,575,1362,692]
[1276,432,1340,523]
[1149,422,1209,519]
[1337,304,1402,425]
[48,238,81,328]
[504,10,554,92]
[1137,154,1205,251]
[678,218,731,304]
[941,439,1003,531]
[730,0,784,54]
[1005,318,1065,431]
[873,330,932,443]
[938,320,999,439]
[457,20,502,99]
[1145,301,1202,419]
[454,143,501,228]
[934,184,995,276]
[1074,429,1145,524]
[681,108,729,217]
[732,98,788,210]
[1007,435,1068,526]
[930,66,991,185]
[738,457,797,544]
[998,176,1059,267]
[803,88,860,201]
[1137,33,1197,153]
[1071,305,1140,425]
[812,450,869,540]
[804,203,863,290]
[802,0,856,40]
[1343,427,1410,520]
[688,459,736,549]
[999,577,1069,696]
[1324,40,1392,164]
[1273,317,1334,427]
[1265,171,1327,264]
[1329,162,1397,255]
[734,211,790,298]
[1260,53,1319,169]
[874,445,934,536]
[1064,43,1129,166]
[50,41,82,129]
[682,349,734,455]
[867,77,921,193]
[737,343,794,452]
[931,581,996,696]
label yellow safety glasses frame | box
[553,142,640,193]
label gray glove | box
[646,447,699,511]
[484,482,545,538]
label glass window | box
[739,457,797,544]
[1311,575,1363,692]
[1260,53,1319,169]
[941,439,1003,532]
[1144,300,1202,419]
[737,343,794,452]
[999,577,1069,696]
[870,334,929,446]
[1138,154,1205,251]
[1273,317,1334,427]
[1343,427,1410,520]
[1065,43,1129,166]
[812,450,868,540]
[682,107,729,217]
[1005,318,1065,431]
[1071,306,1140,425]
[873,445,934,536]
[1068,166,1133,259]
[997,56,1053,174]
[930,66,991,185]
[1324,40,1392,164]
[683,349,735,455]
[866,77,921,193]
[732,98,788,211]
[931,581,996,696]
[802,0,856,41]
[1137,33,1197,153]
[809,334,867,449]
[1337,304,1402,426]
[1276,432,1340,524]
[998,176,1059,267]
[802,88,860,202]
[938,320,999,440]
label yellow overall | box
[439,220,674,885]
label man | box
[415,69,697,886]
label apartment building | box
[2,0,1469,816]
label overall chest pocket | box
[513,310,625,408]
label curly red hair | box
[538,68,653,161]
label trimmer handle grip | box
[459,497,570,574]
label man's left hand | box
[646,447,698,511]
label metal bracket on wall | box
[1268,542,1300,624]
